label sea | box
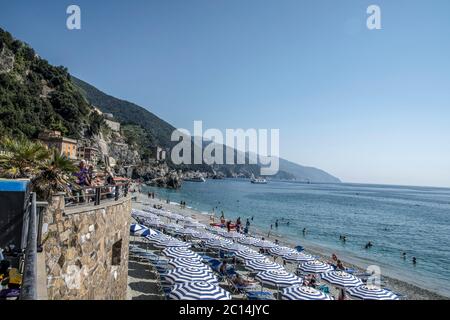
[143,179,450,297]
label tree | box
[0,136,51,178]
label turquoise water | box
[143,179,450,297]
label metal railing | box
[64,182,130,208]
[19,193,37,300]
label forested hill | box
[72,77,176,149]
[0,28,102,140]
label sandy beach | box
[128,192,448,300]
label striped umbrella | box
[238,237,261,246]
[254,240,278,249]
[162,247,202,261]
[130,223,145,234]
[269,246,297,257]
[235,250,267,261]
[282,285,334,300]
[245,259,285,273]
[205,238,233,250]
[143,219,163,228]
[163,222,182,231]
[320,271,363,289]
[168,258,211,271]
[154,240,191,249]
[164,267,218,285]
[298,260,334,274]
[145,233,172,244]
[168,282,232,300]
[283,252,315,263]
[183,221,206,229]
[222,232,244,239]
[191,232,216,241]
[219,243,249,253]
[176,228,200,237]
[347,285,399,300]
[255,271,303,289]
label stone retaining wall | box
[41,195,131,300]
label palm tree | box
[0,136,51,178]
[32,149,78,200]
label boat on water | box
[250,177,267,184]
[184,176,206,182]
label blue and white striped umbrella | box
[235,250,267,261]
[238,237,261,246]
[219,243,249,253]
[154,240,191,249]
[145,233,172,244]
[255,271,303,288]
[130,223,145,233]
[163,222,182,231]
[253,240,278,249]
[283,252,315,263]
[347,285,399,300]
[222,232,244,239]
[299,260,334,274]
[205,238,233,249]
[282,285,334,300]
[143,219,163,228]
[162,247,202,261]
[269,246,297,257]
[183,221,206,229]
[164,267,218,285]
[168,258,211,271]
[176,228,200,237]
[245,259,285,273]
[320,271,363,289]
[191,232,216,241]
[168,282,232,300]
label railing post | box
[115,185,119,201]
[20,192,37,300]
[94,187,101,206]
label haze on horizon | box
[1,0,450,188]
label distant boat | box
[184,176,206,182]
[251,177,267,184]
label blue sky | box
[1,0,450,187]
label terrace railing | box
[64,182,130,208]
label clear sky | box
[1,0,450,187]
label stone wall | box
[41,194,131,300]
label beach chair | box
[318,284,330,294]
[246,291,275,300]
[226,274,258,295]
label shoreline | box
[132,192,448,300]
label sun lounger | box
[246,291,275,300]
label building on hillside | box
[77,146,100,165]
[38,130,78,160]
[156,147,167,161]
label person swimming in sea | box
[402,252,406,260]
[365,241,373,249]
[275,220,279,228]
[412,257,417,265]
[302,228,307,236]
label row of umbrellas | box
[130,208,400,300]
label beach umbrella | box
[255,271,303,289]
[163,222,182,231]
[205,238,233,250]
[283,252,316,263]
[282,285,334,300]
[164,267,218,285]
[183,221,206,229]
[191,232,216,241]
[269,246,297,257]
[235,250,267,261]
[132,209,158,220]
[245,259,285,273]
[176,228,200,237]
[168,258,211,271]
[222,232,244,239]
[320,271,363,289]
[347,285,399,300]
[154,240,191,249]
[219,243,249,253]
[162,247,202,261]
[254,240,278,249]
[168,282,232,300]
[238,237,261,246]
[298,260,334,274]
[130,223,145,234]
[145,233,172,244]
